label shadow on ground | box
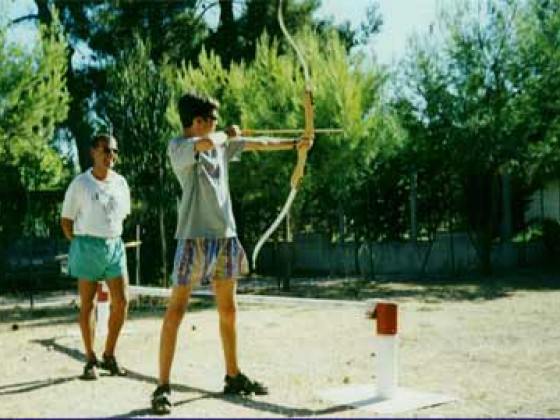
[14,337,352,418]
[240,269,560,303]
[0,297,214,327]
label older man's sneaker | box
[80,356,99,380]
[151,384,172,415]
[223,373,268,396]
[99,353,127,376]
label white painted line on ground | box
[128,285,365,307]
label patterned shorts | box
[171,237,249,286]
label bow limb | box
[251,0,315,270]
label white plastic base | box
[317,384,457,415]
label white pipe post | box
[135,224,141,285]
[375,302,398,399]
[319,300,456,413]
[95,282,110,337]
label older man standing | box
[61,133,131,380]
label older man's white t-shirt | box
[61,169,131,238]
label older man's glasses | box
[101,147,119,155]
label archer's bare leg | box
[158,285,192,385]
[213,279,239,377]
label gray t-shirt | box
[168,135,244,239]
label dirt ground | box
[0,275,559,418]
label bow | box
[251,0,314,270]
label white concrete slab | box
[318,384,457,415]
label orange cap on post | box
[376,302,398,335]
[97,282,109,302]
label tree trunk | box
[282,210,291,292]
[338,201,345,276]
[501,174,512,243]
[158,164,168,286]
[410,171,418,244]
[216,0,237,65]
[159,204,167,286]
[501,173,514,267]
[218,0,235,28]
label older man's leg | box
[104,276,128,358]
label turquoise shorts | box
[68,235,127,281]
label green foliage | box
[0,10,69,190]
[516,0,560,182]
[387,0,560,271]
[392,0,536,272]
[30,1,354,170]
[0,9,70,276]
[173,28,389,245]
[104,36,178,284]
[29,1,212,171]
[105,36,176,188]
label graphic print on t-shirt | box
[91,188,119,225]
[199,149,221,180]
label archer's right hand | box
[225,125,241,138]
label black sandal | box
[223,373,268,396]
[151,384,172,415]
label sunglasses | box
[102,147,119,155]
